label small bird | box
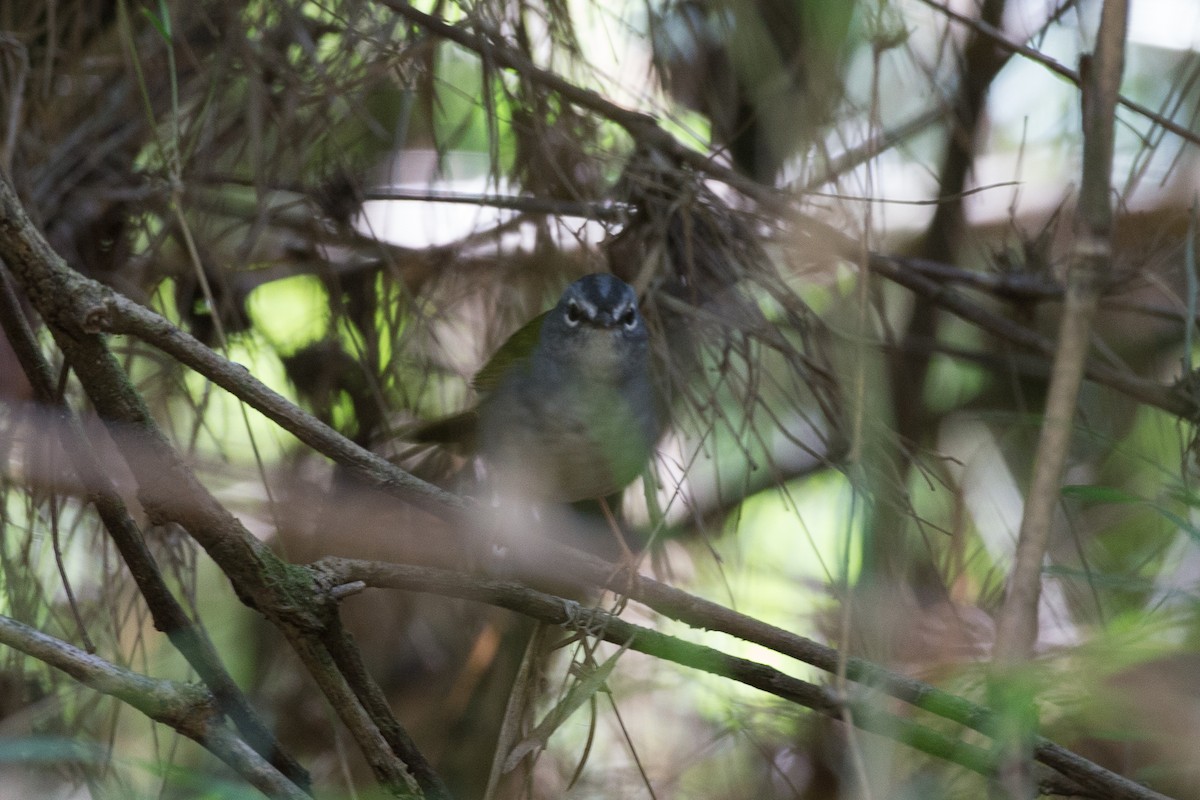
[412,273,659,505]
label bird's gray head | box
[537,274,648,372]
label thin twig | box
[362,187,629,220]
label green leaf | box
[141,0,172,43]
[1060,484,1142,504]
[0,736,108,765]
[1148,506,1200,543]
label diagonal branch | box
[0,614,310,800]
[318,558,1167,800]
[101,291,465,516]
[0,171,446,799]
[0,264,312,792]
[375,0,778,206]
[321,619,451,800]
[789,215,1200,421]
[866,251,1197,419]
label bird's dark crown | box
[557,273,640,330]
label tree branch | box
[283,630,424,796]
[100,291,465,516]
[322,563,1008,777]
[991,2,1128,795]
[0,264,312,791]
[321,619,452,800]
[779,213,1200,422]
[319,558,1167,800]
[0,170,444,797]
[0,614,310,800]
[994,0,1128,667]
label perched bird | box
[403,275,660,797]
[412,273,659,505]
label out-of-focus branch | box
[360,187,629,220]
[0,614,310,800]
[801,108,948,192]
[774,212,1200,421]
[867,0,1009,635]
[994,0,1128,667]
[867,251,1200,417]
[991,2,1128,797]
[894,255,1200,328]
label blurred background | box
[2,0,1200,797]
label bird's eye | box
[565,300,582,326]
[620,308,637,329]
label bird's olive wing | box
[471,308,549,394]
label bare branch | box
[991,2,1128,795]
[0,264,311,791]
[0,169,444,798]
[319,558,1169,800]
[0,614,310,800]
[102,292,466,516]
[376,0,780,206]
[994,0,1129,666]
